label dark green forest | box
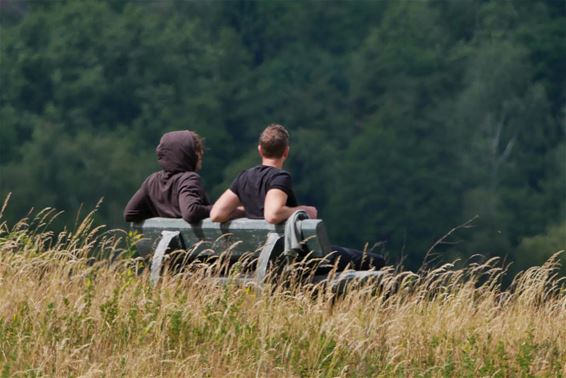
[1,0,564,273]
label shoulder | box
[240,165,263,176]
[177,171,202,185]
[230,169,247,192]
[277,168,292,176]
[267,168,293,189]
[231,165,260,183]
[270,168,292,180]
[178,171,201,179]
[141,172,161,190]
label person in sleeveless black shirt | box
[211,124,385,271]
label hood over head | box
[156,130,198,173]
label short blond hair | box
[259,124,289,158]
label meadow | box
[1,206,565,377]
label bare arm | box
[264,189,317,224]
[230,206,246,219]
[210,189,243,222]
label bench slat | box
[133,217,331,259]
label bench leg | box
[150,230,181,287]
[255,232,283,288]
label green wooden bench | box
[132,217,383,291]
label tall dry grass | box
[0,206,565,377]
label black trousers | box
[329,245,385,271]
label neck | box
[262,157,285,169]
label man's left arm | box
[210,189,244,222]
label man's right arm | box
[210,189,244,222]
[264,189,317,224]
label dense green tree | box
[516,221,566,276]
[1,0,251,225]
[326,1,463,267]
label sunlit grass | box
[0,206,565,377]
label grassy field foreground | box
[0,208,565,377]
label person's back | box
[230,165,298,219]
[124,130,211,223]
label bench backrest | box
[132,217,385,293]
[133,217,332,260]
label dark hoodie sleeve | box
[177,173,212,223]
[123,183,153,222]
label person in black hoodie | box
[124,130,212,223]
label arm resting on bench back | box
[264,189,318,224]
[210,189,245,222]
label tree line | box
[1,0,564,273]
